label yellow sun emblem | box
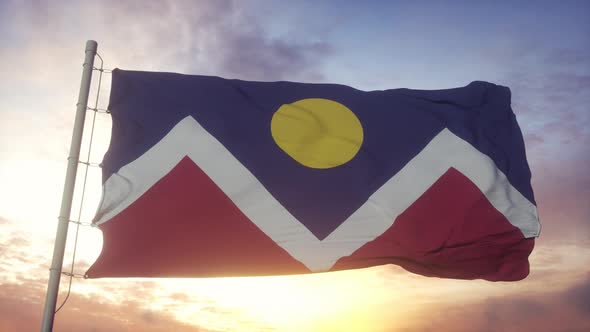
[271,98,364,169]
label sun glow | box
[153,269,402,332]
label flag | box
[86,69,540,281]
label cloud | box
[0,0,334,86]
[95,0,334,81]
[0,282,212,332]
[523,132,545,149]
[503,47,590,141]
[1,232,34,266]
[407,276,590,332]
[543,48,590,67]
[215,30,332,81]
[564,275,590,315]
[5,234,30,248]
[528,161,590,242]
[170,292,191,301]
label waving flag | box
[86,69,540,281]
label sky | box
[0,0,589,331]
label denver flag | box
[86,69,540,281]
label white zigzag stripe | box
[94,116,540,272]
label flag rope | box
[54,52,110,313]
[87,107,109,114]
[68,219,95,227]
[78,161,102,167]
[92,67,112,73]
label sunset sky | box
[1,1,589,331]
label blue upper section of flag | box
[104,69,535,240]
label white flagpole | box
[40,40,98,332]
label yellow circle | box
[271,98,364,169]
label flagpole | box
[40,40,98,332]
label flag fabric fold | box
[86,69,540,281]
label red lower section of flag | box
[331,167,534,281]
[87,159,533,281]
[86,157,310,278]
